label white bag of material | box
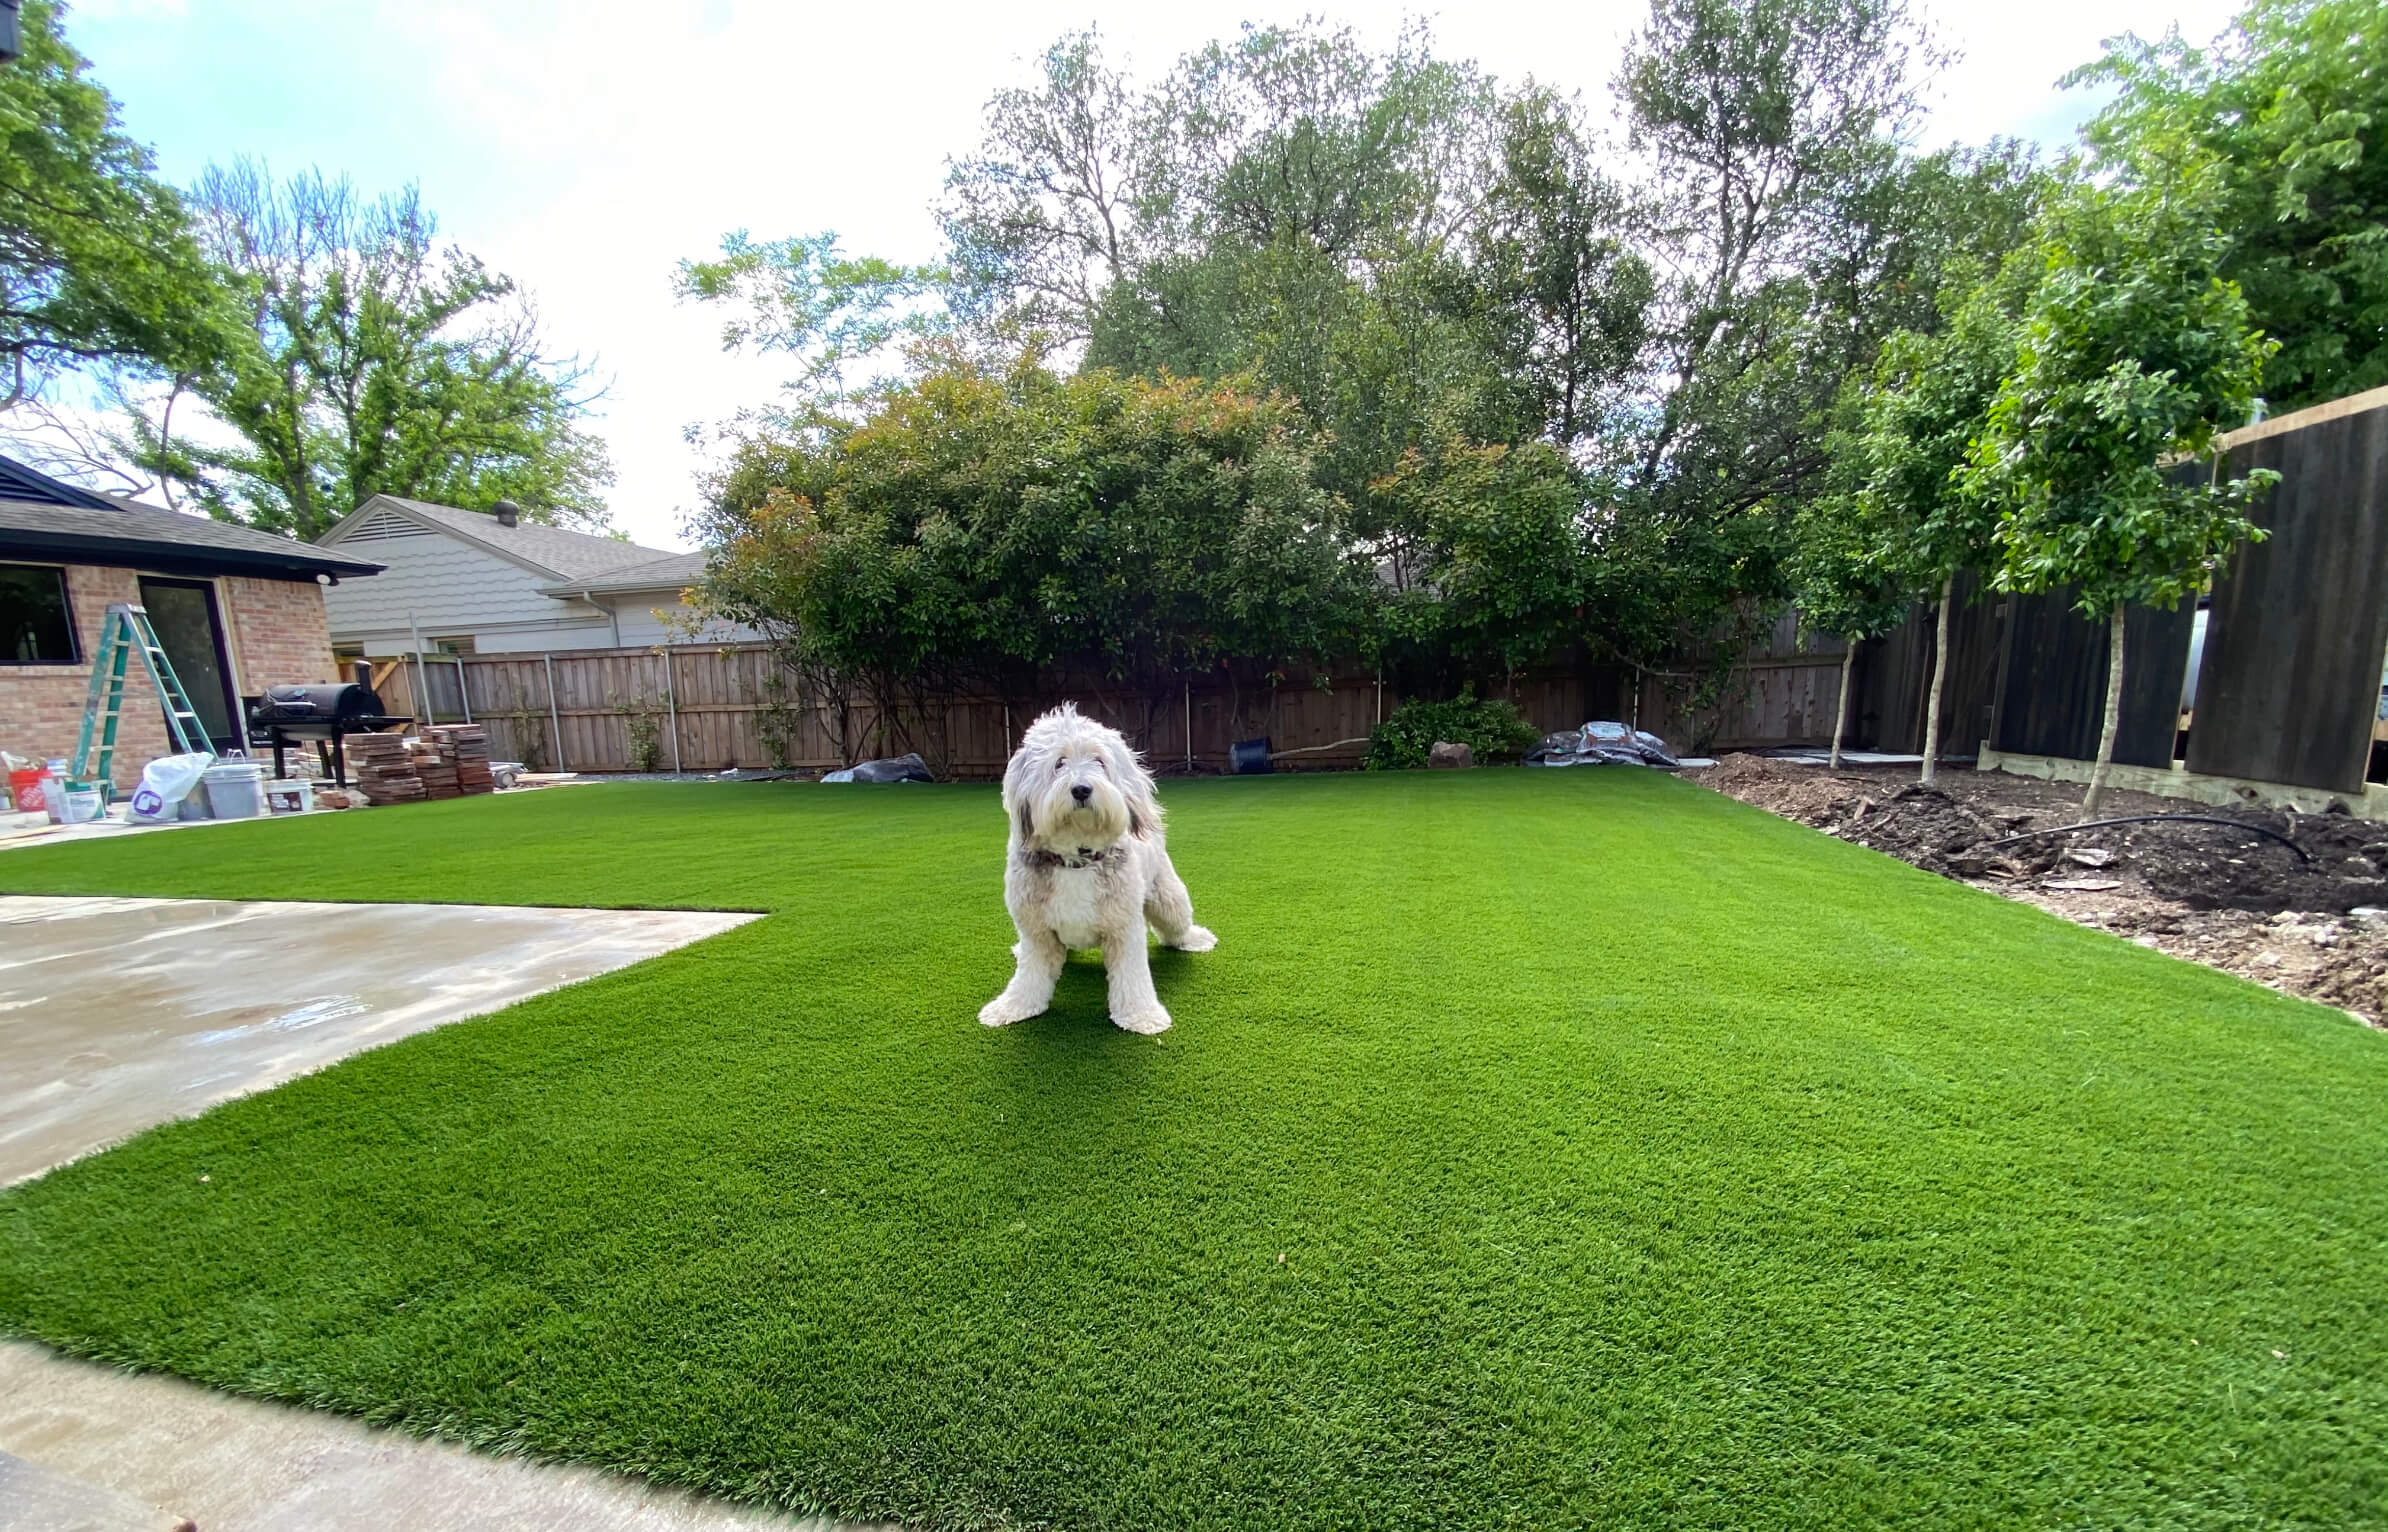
[127,753,214,825]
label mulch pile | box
[1694,753,2388,912]
[1692,753,2388,1027]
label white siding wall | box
[324,512,608,650]
[607,597,763,648]
[323,508,760,653]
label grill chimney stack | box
[492,498,520,528]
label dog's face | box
[1003,704,1156,852]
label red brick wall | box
[0,564,333,791]
[222,574,336,693]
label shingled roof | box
[535,548,709,596]
[324,495,679,582]
[0,454,384,581]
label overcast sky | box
[68,0,2242,550]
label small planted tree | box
[1789,491,1913,769]
[1835,287,2021,782]
[1969,176,2276,817]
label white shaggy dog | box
[980,704,1216,1034]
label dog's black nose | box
[1071,783,1092,803]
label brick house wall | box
[2,564,335,791]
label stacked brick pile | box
[408,739,460,799]
[348,733,425,804]
[425,724,495,794]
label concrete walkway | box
[0,895,757,1184]
[0,1342,869,1530]
[0,893,885,1530]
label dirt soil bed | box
[1689,754,2388,1028]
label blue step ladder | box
[71,603,217,795]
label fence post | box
[662,646,683,774]
[455,657,472,723]
[544,652,564,771]
[1183,680,1192,770]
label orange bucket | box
[7,767,47,814]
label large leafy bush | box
[1364,693,1540,770]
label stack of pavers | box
[426,724,496,795]
[348,731,425,805]
[408,738,461,800]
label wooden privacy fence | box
[372,649,1497,776]
[376,645,1615,779]
[371,634,1872,779]
[1970,385,2388,794]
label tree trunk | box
[2082,603,2127,820]
[1920,572,1956,785]
[1830,640,1856,771]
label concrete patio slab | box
[0,1341,873,1531]
[0,1446,181,1532]
[0,894,890,1529]
[0,895,758,1186]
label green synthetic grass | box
[2,773,2385,1530]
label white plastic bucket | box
[201,761,267,820]
[262,778,313,815]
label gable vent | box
[340,508,433,543]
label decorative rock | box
[2064,846,2116,868]
[1428,741,1475,770]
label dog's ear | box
[1108,735,1161,839]
[1000,743,1034,844]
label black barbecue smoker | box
[246,683,410,787]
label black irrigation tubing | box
[1976,814,2310,863]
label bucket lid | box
[203,761,264,779]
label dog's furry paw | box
[1111,1004,1172,1035]
[1170,925,1218,953]
[979,994,1046,1027]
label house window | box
[0,564,77,665]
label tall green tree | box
[673,230,946,403]
[1615,0,1936,500]
[1078,21,1520,494]
[1367,435,1588,694]
[2075,0,2387,408]
[0,0,227,405]
[1970,178,2277,815]
[683,7,2058,721]
[128,163,611,539]
[1475,87,1653,454]
[694,358,1373,760]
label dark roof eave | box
[536,577,704,597]
[0,528,385,581]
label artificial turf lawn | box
[2,772,2385,1530]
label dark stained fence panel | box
[1855,569,2003,754]
[2187,394,2388,793]
[1991,590,2194,768]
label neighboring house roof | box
[535,549,709,598]
[0,455,385,581]
[318,494,680,583]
